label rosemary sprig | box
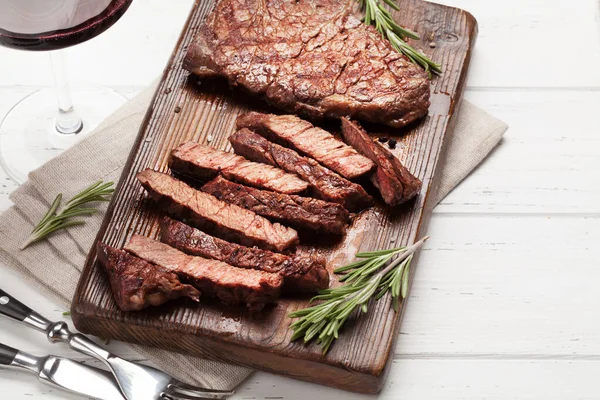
[358,0,442,76]
[289,236,429,354]
[21,181,115,250]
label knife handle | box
[0,343,18,366]
[0,288,33,322]
[0,288,52,332]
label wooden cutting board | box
[71,0,477,393]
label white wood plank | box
[396,215,600,356]
[233,360,600,400]
[0,0,598,89]
[436,89,600,214]
[435,0,600,88]
[3,359,599,400]
[0,103,20,210]
[0,0,598,398]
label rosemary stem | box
[20,236,36,251]
[376,235,429,278]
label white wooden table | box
[1,0,599,398]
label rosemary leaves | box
[21,181,114,250]
[358,0,441,75]
[289,236,429,354]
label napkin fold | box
[0,82,507,390]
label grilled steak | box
[236,112,374,179]
[160,217,329,292]
[341,118,422,205]
[229,129,373,211]
[125,235,282,310]
[184,0,430,128]
[96,243,200,311]
[170,142,309,194]
[136,169,299,252]
[202,176,349,234]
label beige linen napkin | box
[0,83,507,390]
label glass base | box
[0,87,126,183]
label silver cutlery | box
[0,341,126,400]
[0,288,234,400]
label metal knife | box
[0,341,125,400]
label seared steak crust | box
[136,169,299,252]
[170,142,309,194]
[229,129,373,211]
[202,176,349,234]
[236,112,374,179]
[96,243,200,311]
[160,217,329,292]
[341,118,422,205]
[184,0,430,127]
[125,235,283,311]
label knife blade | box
[0,342,125,400]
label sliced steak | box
[96,243,200,312]
[236,112,374,179]
[170,142,308,194]
[124,235,282,311]
[160,217,329,292]
[136,169,298,252]
[184,0,430,128]
[202,176,349,234]
[229,129,373,211]
[341,118,422,205]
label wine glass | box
[0,0,133,183]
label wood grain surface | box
[71,0,477,393]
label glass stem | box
[49,51,83,135]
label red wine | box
[0,0,132,51]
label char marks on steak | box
[202,176,349,235]
[184,0,430,128]
[341,118,422,206]
[136,169,299,252]
[236,112,374,179]
[229,129,373,211]
[160,217,329,292]
[96,243,200,311]
[125,235,282,310]
[170,142,309,194]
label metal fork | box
[0,288,234,400]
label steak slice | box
[236,112,374,179]
[96,243,200,312]
[184,0,430,128]
[170,142,309,194]
[341,118,422,205]
[230,129,373,211]
[160,217,330,293]
[125,235,282,310]
[202,176,349,234]
[136,169,298,252]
